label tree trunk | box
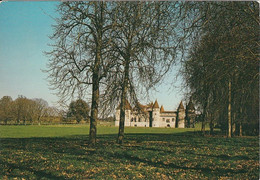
[228,79,232,138]
[89,68,99,146]
[89,39,101,146]
[117,57,130,144]
[201,114,206,136]
[209,114,214,135]
[239,107,243,136]
[239,122,243,136]
[201,98,208,136]
[38,117,41,125]
[232,123,236,136]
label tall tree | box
[45,2,115,145]
[182,2,259,136]
[101,2,184,144]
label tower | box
[114,99,132,126]
[152,100,160,127]
[124,100,132,126]
[160,105,165,113]
[177,101,185,128]
[115,106,120,126]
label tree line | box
[0,95,61,125]
[44,1,258,145]
[0,95,115,125]
[182,2,259,136]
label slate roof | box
[178,101,184,110]
[153,100,159,109]
[160,105,165,113]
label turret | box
[177,101,185,128]
[115,99,132,127]
[115,106,120,126]
[160,105,165,113]
[124,100,132,126]
[152,100,160,127]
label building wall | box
[115,109,120,126]
[159,115,177,128]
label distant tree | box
[13,95,29,124]
[33,98,48,125]
[0,96,13,124]
[67,99,90,123]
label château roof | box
[153,100,159,109]
[178,101,184,110]
[160,105,165,113]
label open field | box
[0,125,259,179]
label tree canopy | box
[67,99,90,123]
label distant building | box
[115,100,196,128]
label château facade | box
[115,99,196,128]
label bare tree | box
[45,2,115,145]
[100,2,185,144]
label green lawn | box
[0,125,259,179]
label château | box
[115,99,196,128]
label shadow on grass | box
[0,159,66,180]
[0,131,258,178]
[106,151,247,176]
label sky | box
[0,2,185,111]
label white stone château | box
[115,100,196,128]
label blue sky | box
[0,2,184,110]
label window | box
[131,118,133,122]
[163,118,165,121]
[172,118,175,122]
[166,119,170,123]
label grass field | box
[0,125,259,179]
